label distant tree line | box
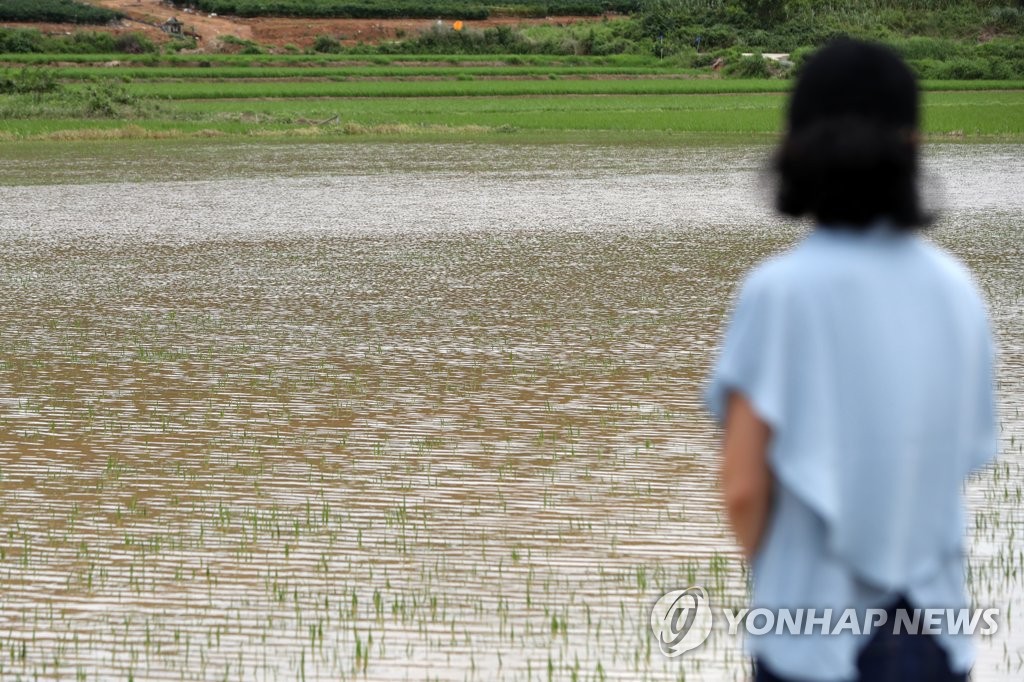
[638,0,1024,53]
[0,0,124,24]
[167,0,1022,21]
[169,0,639,19]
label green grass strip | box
[107,78,782,99]
[3,89,1022,140]
[50,65,698,80]
[109,78,1022,100]
[0,52,666,66]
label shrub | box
[909,58,946,80]
[724,54,772,78]
[398,24,543,55]
[788,45,815,74]
[217,35,266,54]
[891,37,966,61]
[33,31,141,54]
[114,33,156,55]
[691,52,716,68]
[910,56,1016,80]
[940,57,997,80]
[78,80,140,117]
[0,28,44,54]
[48,31,117,54]
[0,68,60,96]
[165,38,200,53]
[977,38,1024,61]
[987,6,1024,32]
[312,34,343,53]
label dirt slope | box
[74,0,603,48]
[88,0,255,41]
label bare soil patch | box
[61,0,608,48]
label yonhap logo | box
[648,586,1000,657]
[650,586,714,657]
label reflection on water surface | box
[0,142,1021,681]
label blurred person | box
[705,39,998,682]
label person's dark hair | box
[775,39,929,230]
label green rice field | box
[1,88,1022,141]
[1,54,1023,142]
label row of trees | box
[638,0,1023,53]
[0,0,123,24]
[639,0,1023,29]
[168,0,1023,22]
[171,0,638,18]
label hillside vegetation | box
[0,0,1021,79]
[0,29,156,55]
[636,0,1023,54]
[170,0,637,19]
[0,0,123,24]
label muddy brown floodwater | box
[0,141,1020,681]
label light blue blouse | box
[706,225,999,680]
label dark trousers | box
[754,597,969,682]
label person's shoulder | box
[738,238,818,299]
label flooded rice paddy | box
[0,141,1021,681]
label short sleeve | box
[704,270,791,430]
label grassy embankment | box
[0,62,1021,142]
